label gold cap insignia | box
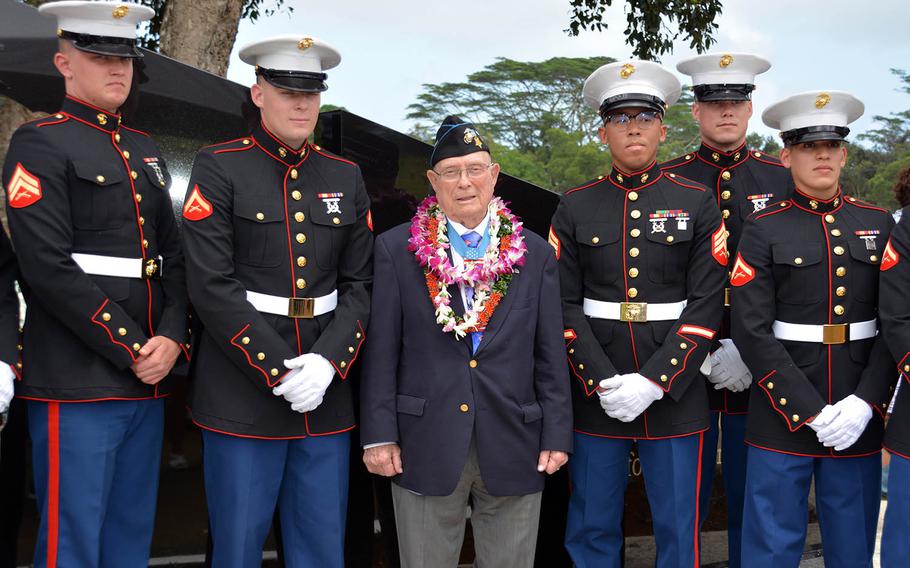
[112,5,129,19]
[56,28,63,38]
[815,93,831,109]
[463,128,483,148]
[620,63,635,79]
[298,37,314,50]
[719,54,734,68]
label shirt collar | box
[448,209,491,237]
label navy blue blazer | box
[360,222,573,497]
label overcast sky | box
[225,0,910,144]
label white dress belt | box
[246,290,338,319]
[772,319,877,344]
[583,298,687,322]
[72,253,162,279]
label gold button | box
[578,363,585,370]
[660,374,668,382]
[114,133,121,143]
[348,346,355,353]
[792,414,800,422]
[671,358,678,366]
[242,139,251,145]
[460,403,469,413]
[721,171,732,181]
[142,239,149,249]
[871,255,879,263]
[630,209,641,219]
[794,257,803,265]
[904,365,910,372]
[836,266,846,277]
[588,379,594,386]
[102,312,111,321]
[836,286,846,297]
[332,217,341,225]
[242,337,250,344]
[296,278,306,289]
[833,246,845,256]
[15,363,21,369]
[767,382,774,390]
[722,209,731,219]
[292,190,302,201]
[123,150,130,159]
[271,368,280,377]
[295,212,305,222]
[135,194,142,203]
[257,352,265,361]
[629,247,640,257]
[96,175,106,183]
[118,328,127,336]
[591,236,600,244]
[629,267,639,278]
[297,256,307,267]
[279,147,287,158]
[831,229,841,237]
[296,233,306,244]
[356,332,363,339]
[825,214,835,223]
[834,305,845,316]
[569,348,575,354]
[256,212,265,221]
[779,398,787,406]
[131,170,138,180]
[469,359,478,368]
[628,288,638,298]
[139,216,145,226]
[680,342,688,349]
[630,228,641,238]
[340,361,347,368]
[629,191,639,201]
[666,235,674,243]
[133,343,141,351]
[290,169,298,180]
[721,190,731,200]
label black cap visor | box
[59,30,143,58]
[693,84,755,102]
[782,125,850,145]
[257,67,327,93]
[599,93,666,119]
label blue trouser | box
[565,432,703,568]
[882,452,910,567]
[202,429,350,568]
[741,445,880,568]
[28,398,164,568]
[699,411,747,568]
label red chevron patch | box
[182,185,213,221]
[6,163,42,208]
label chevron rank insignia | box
[7,163,42,208]
[183,185,213,221]
[730,252,756,286]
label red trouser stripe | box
[693,431,703,567]
[46,402,60,568]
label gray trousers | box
[391,438,542,568]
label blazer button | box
[792,414,800,422]
[460,403,469,413]
[469,359,478,368]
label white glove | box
[815,395,873,451]
[807,404,841,433]
[598,373,664,423]
[272,353,335,413]
[0,363,14,414]
[708,338,753,392]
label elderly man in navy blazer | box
[360,116,572,567]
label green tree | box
[566,0,723,60]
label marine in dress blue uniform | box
[180,36,372,568]
[733,91,894,567]
[660,52,792,566]
[551,60,726,568]
[2,3,189,566]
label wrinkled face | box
[692,100,752,150]
[251,79,321,149]
[781,140,847,195]
[53,42,133,113]
[427,152,500,227]
[598,106,667,172]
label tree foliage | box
[565,0,723,60]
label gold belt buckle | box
[724,287,731,307]
[288,297,315,318]
[619,302,647,322]
[142,257,161,279]
[822,323,848,344]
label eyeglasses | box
[603,111,660,131]
[433,163,493,182]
